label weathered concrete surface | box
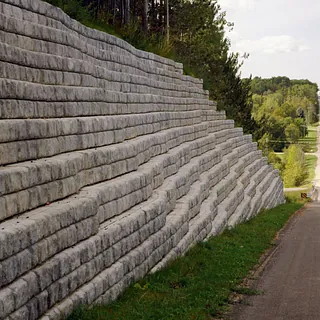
[232,203,320,320]
[0,0,284,319]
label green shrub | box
[268,151,284,172]
[282,145,308,187]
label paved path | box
[232,203,320,320]
[313,126,320,189]
[232,126,320,320]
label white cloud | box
[233,35,311,54]
[218,0,256,10]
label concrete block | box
[0,288,15,318]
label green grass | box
[232,286,263,296]
[68,203,302,320]
[302,155,317,187]
[284,191,311,203]
[299,126,318,152]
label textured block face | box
[0,0,285,319]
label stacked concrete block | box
[0,0,285,319]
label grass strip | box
[68,202,302,320]
[304,155,317,186]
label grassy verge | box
[302,155,317,187]
[68,203,302,320]
[284,191,312,203]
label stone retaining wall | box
[0,1,285,319]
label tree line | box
[81,0,170,37]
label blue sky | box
[219,0,320,87]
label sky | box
[218,0,320,87]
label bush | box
[282,145,308,187]
[268,151,284,175]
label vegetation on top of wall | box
[43,0,256,134]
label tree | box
[285,123,300,144]
[282,145,308,187]
[268,151,284,173]
[142,0,148,32]
[165,0,169,43]
[125,0,131,24]
[258,133,272,156]
[169,0,255,132]
[250,76,317,151]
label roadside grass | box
[302,155,317,187]
[68,203,302,320]
[285,191,311,203]
[232,287,263,296]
